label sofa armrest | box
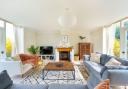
[119,58,128,66]
[84,61,107,77]
[83,55,90,61]
[0,61,22,76]
[108,69,128,86]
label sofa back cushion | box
[0,70,13,89]
[105,58,121,67]
[90,53,101,64]
[94,79,110,89]
[100,54,111,65]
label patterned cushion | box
[94,79,110,89]
[105,58,121,66]
[48,84,88,89]
[90,53,101,64]
[12,55,21,61]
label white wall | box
[90,28,103,53]
[23,28,104,54]
[36,30,91,54]
[24,28,36,53]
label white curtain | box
[14,26,24,55]
[107,24,116,55]
[103,24,116,55]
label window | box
[0,19,24,58]
[113,23,120,57]
[121,19,128,58]
[0,20,5,58]
[6,22,14,57]
[103,18,128,59]
[0,20,4,28]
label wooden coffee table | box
[42,61,75,80]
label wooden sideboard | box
[79,43,93,60]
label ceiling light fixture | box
[58,8,77,28]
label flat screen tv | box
[40,46,53,55]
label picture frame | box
[62,35,68,43]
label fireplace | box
[59,51,70,61]
[55,48,74,62]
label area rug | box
[21,66,86,85]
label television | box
[40,46,53,55]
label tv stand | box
[40,54,54,60]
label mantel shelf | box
[56,48,72,52]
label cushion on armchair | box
[0,70,13,89]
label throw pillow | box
[100,54,111,65]
[12,55,21,61]
[90,53,101,63]
[0,70,13,89]
[105,58,121,66]
[94,79,110,89]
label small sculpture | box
[79,36,86,40]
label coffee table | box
[42,61,75,80]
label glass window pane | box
[6,22,14,57]
[113,22,120,57]
[0,20,4,28]
[122,19,128,29]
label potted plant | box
[27,45,39,55]
[74,52,79,61]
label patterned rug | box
[21,65,87,85]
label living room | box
[0,0,128,89]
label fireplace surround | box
[55,48,74,62]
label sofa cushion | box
[105,58,121,67]
[100,54,111,65]
[0,70,13,89]
[90,53,101,64]
[48,84,88,89]
[85,61,107,78]
[6,84,49,89]
[106,65,128,69]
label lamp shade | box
[58,8,77,28]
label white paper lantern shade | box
[58,8,77,28]
[58,15,77,28]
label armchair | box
[19,54,40,67]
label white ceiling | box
[0,0,128,31]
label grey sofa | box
[0,70,88,89]
[84,53,128,89]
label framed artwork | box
[62,35,69,43]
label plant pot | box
[74,56,79,61]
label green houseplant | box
[27,45,39,55]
